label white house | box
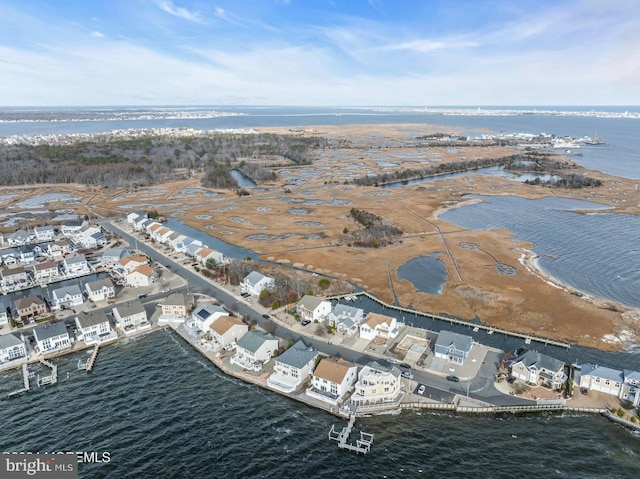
[100,248,128,267]
[242,271,275,296]
[0,333,28,368]
[63,254,90,276]
[113,300,150,335]
[174,236,202,253]
[33,321,71,355]
[126,265,155,288]
[306,357,359,406]
[359,312,399,342]
[0,266,30,290]
[231,331,279,372]
[185,243,204,258]
[328,304,364,335]
[60,220,87,237]
[0,247,19,266]
[33,225,56,242]
[7,229,33,247]
[73,225,107,249]
[75,310,115,345]
[85,278,116,302]
[191,303,228,332]
[0,297,10,326]
[578,364,624,398]
[267,340,319,393]
[32,260,60,283]
[209,316,248,350]
[194,247,224,266]
[510,350,567,390]
[434,331,474,365]
[296,295,332,323]
[119,255,148,274]
[46,239,73,259]
[350,361,403,408]
[127,211,147,225]
[51,284,84,310]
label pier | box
[86,344,100,372]
[328,415,374,454]
[36,358,58,387]
[7,364,32,398]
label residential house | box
[230,331,279,371]
[33,225,56,241]
[146,222,164,238]
[46,239,73,259]
[194,247,224,266]
[73,225,107,249]
[75,310,115,345]
[434,331,474,365]
[85,278,116,302]
[296,295,332,323]
[113,300,150,335]
[32,260,60,283]
[18,245,39,264]
[159,293,192,321]
[33,321,71,354]
[209,316,248,350]
[14,295,48,323]
[350,361,403,408]
[7,229,32,247]
[185,243,204,258]
[191,303,228,332]
[0,297,10,326]
[155,227,174,244]
[267,340,319,393]
[127,211,147,225]
[1,266,30,290]
[242,271,275,296]
[620,370,640,408]
[119,255,148,274]
[167,232,184,249]
[60,220,87,237]
[51,284,84,310]
[174,236,202,253]
[359,312,399,342]
[328,304,364,335]
[0,247,19,265]
[126,265,155,288]
[135,218,154,232]
[578,363,625,398]
[307,357,359,406]
[510,350,567,390]
[63,254,90,276]
[100,248,128,267]
[0,334,28,367]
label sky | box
[0,0,638,106]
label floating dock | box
[328,415,374,454]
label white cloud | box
[388,39,479,53]
[90,31,104,38]
[153,0,204,24]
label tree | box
[205,257,218,270]
[318,278,330,290]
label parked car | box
[137,294,147,300]
[386,358,399,364]
[580,387,589,395]
[417,385,426,395]
[399,362,412,370]
[301,319,311,326]
[507,376,516,384]
[262,314,270,319]
[401,371,414,380]
[446,375,460,382]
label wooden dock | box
[7,364,31,397]
[328,415,374,454]
[37,358,57,387]
[86,344,100,372]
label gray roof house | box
[267,340,319,393]
[231,331,279,371]
[32,321,71,354]
[242,271,275,296]
[191,303,228,331]
[510,350,567,390]
[328,304,364,335]
[0,333,28,367]
[296,295,332,322]
[51,284,84,309]
[434,331,473,365]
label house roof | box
[34,260,58,271]
[130,264,154,277]
[76,310,109,328]
[313,357,355,384]
[331,304,363,320]
[244,271,270,287]
[52,284,82,298]
[163,293,190,307]
[194,304,226,320]
[435,330,473,353]
[14,295,45,310]
[580,363,623,382]
[2,266,27,276]
[64,254,87,265]
[236,331,278,354]
[298,295,329,311]
[86,278,114,291]
[623,370,640,382]
[512,350,565,373]
[276,339,318,369]
[148,223,163,233]
[210,315,245,335]
[33,321,68,340]
[366,360,401,378]
[362,312,394,329]
[34,225,55,233]
[119,255,147,266]
[102,248,126,259]
[113,300,146,318]
[0,333,24,349]
[9,229,29,240]
[195,247,216,258]
[63,220,84,228]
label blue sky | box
[0,0,638,106]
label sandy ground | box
[2,123,639,351]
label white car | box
[417,385,426,395]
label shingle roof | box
[113,300,146,318]
[33,321,68,341]
[435,330,473,353]
[194,304,226,320]
[86,278,114,291]
[366,360,401,378]
[236,331,278,354]
[313,357,355,384]
[210,315,245,335]
[64,254,87,265]
[276,339,318,369]
[331,304,363,320]
[52,284,83,298]
[512,350,565,373]
[0,333,24,349]
[14,295,45,310]
[76,310,109,328]
[298,295,329,311]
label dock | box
[86,344,100,372]
[7,364,32,398]
[328,415,374,454]
[36,358,58,387]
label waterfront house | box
[0,296,10,326]
[51,284,84,310]
[32,321,71,354]
[0,333,28,368]
[0,247,19,266]
[434,331,474,365]
[242,271,275,296]
[14,295,48,323]
[126,265,155,288]
[168,232,185,249]
[306,357,359,406]
[100,248,127,267]
[46,239,73,259]
[296,295,332,323]
[191,303,228,332]
[63,254,90,276]
[328,304,364,335]
[60,220,87,237]
[620,370,640,407]
[209,316,248,350]
[359,312,399,342]
[73,225,107,249]
[34,225,56,242]
[18,245,39,264]
[146,222,163,237]
[127,211,147,225]
[194,247,224,266]
[159,293,193,322]
[510,350,567,390]
[32,260,60,283]
[157,227,175,244]
[578,363,624,397]
[350,361,402,409]
[231,331,279,371]
[267,340,319,393]
[113,300,150,335]
[85,278,116,302]
[1,266,30,290]
[119,255,148,274]
[185,243,204,258]
[174,236,202,253]
[75,310,115,345]
[7,229,32,247]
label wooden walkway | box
[401,401,607,415]
[37,358,57,386]
[86,344,100,372]
[328,415,374,454]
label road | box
[102,220,530,407]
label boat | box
[584,132,605,145]
[552,138,580,149]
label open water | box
[2,106,640,477]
